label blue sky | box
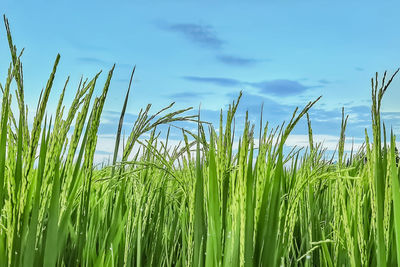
[1,1,400,158]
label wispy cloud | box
[77,57,109,65]
[250,79,316,96]
[159,22,264,68]
[216,54,261,66]
[318,79,331,85]
[98,110,138,135]
[347,105,370,118]
[169,91,212,100]
[382,111,400,120]
[226,91,293,120]
[301,104,373,138]
[182,75,317,96]
[162,23,223,49]
[285,134,364,152]
[183,76,242,87]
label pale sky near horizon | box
[1,1,400,158]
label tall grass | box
[1,16,400,266]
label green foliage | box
[1,15,400,267]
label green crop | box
[1,15,400,266]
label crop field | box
[1,16,400,267]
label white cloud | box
[285,134,364,152]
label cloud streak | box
[163,23,223,49]
[160,22,264,68]
[169,91,212,100]
[226,91,294,120]
[216,54,261,66]
[318,79,331,85]
[77,57,109,65]
[183,76,242,87]
[182,75,317,96]
[250,79,316,96]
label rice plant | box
[1,15,400,266]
